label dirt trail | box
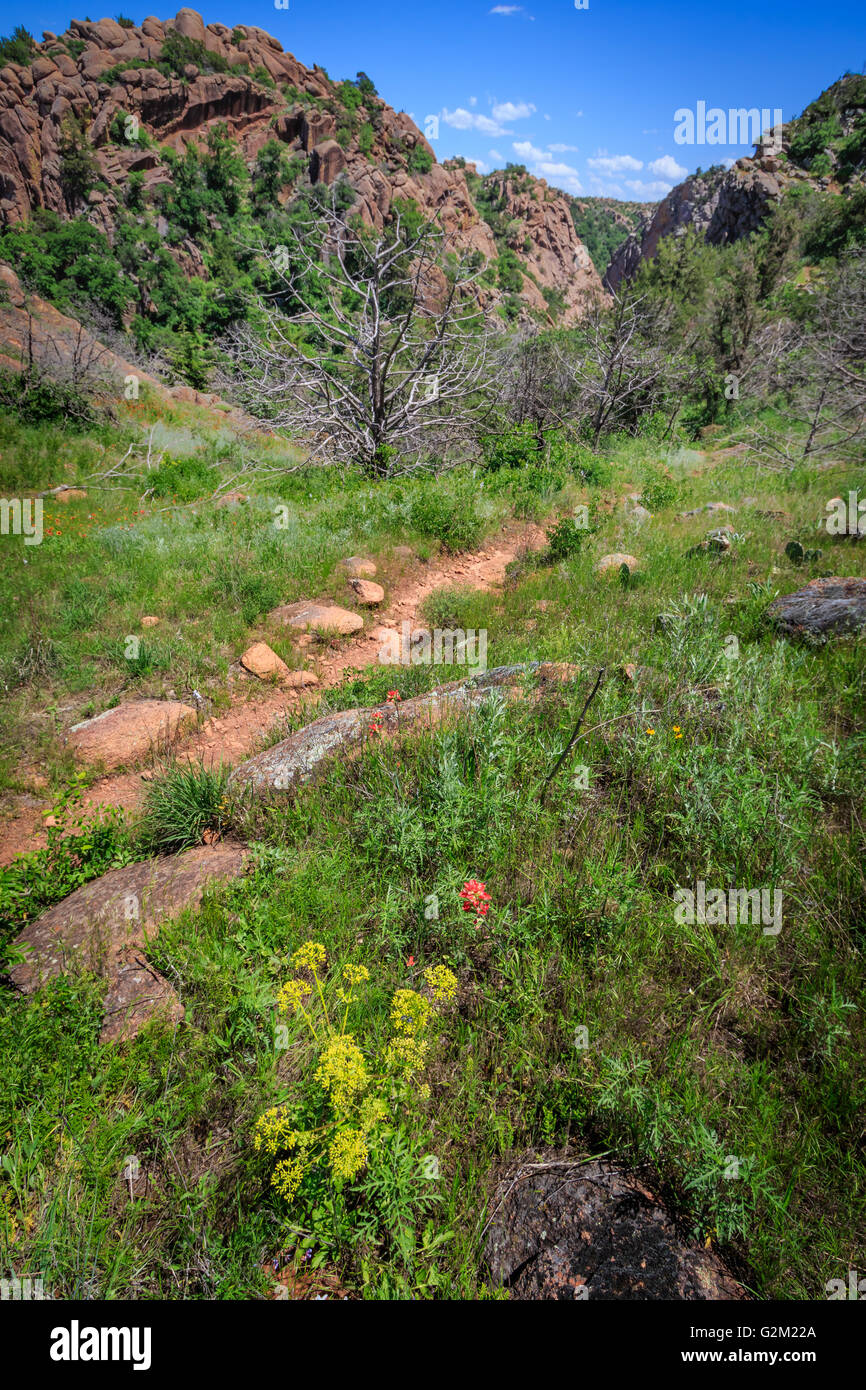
[0,522,544,867]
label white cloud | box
[442,107,509,137]
[489,4,522,12]
[543,113,551,121]
[642,128,659,135]
[575,110,584,118]
[469,96,477,107]
[473,158,489,172]
[625,179,673,197]
[548,142,579,153]
[492,101,536,122]
[648,154,687,180]
[587,153,643,173]
[512,139,547,163]
[489,148,504,162]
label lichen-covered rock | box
[228,663,580,800]
[485,1159,745,1300]
[765,576,866,640]
[9,842,249,1040]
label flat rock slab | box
[10,843,249,1041]
[99,948,185,1045]
[229,663,580,801]
[766,576,866,640]
[67,700,197,770]
[485,1160,744,1300]
[269,601,364,636]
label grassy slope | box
[0,402,864,1300]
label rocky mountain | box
[604,74,866,291]
[0,9,603,327]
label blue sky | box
[1,0,864,200]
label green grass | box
[1,403,865,1300]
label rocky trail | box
[0,521,545,867]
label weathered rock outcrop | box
[0,10,600,324]
[485,1158,745,1300]
[604,163,784,292]
[228,663,580,800]
[9,842,249,1041]
[465,168,604,322]
[765,576,866,640]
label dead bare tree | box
[219,193,494,476]
[746,251,866,470]
[559,287,696,446]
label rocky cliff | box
[604,75,866,291]
[0,9,602,324]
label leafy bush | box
[481,422,540,472]
[409,143,434,176]
[138,762,229,855]
[0,26,34,65]
[639,464,680,511]
[0,365,108,430]
[409,484,484,552]
[544,515,592,562]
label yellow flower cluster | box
[253,1107,306,1157]
[276,978,312,1012]
[423,965,458,1004]
[272,1156,307,1203]
[337,962,371,1005]
[329,1127,368,1180]
[359,1095,390,1131]
[385,1031,430,1078]
[391,989,431,1035]
[292,941,327,972]
[314,1034,369,1109]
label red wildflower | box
[460,879,491,917]
[368,710,384,737]
[407,955,415,967]
[387,690,401,702]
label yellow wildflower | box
[253,1107,305,1157]
[423,965,458,1005]
[314,1034,369,1109]
[329,1127,368,1181]
[645,727,655,736]
[271,1156,307,1203]
[277,978,312,1012]
[292,941,327,972]
[385,1032,429,1078]
[390,989,431,1035]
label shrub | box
[639,464,680,511]
[0,26,35,65]
[409,483,484,552]
[409,143,434,176]
[544,514,592,562]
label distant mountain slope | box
[565,195,656,275]
[0,9,603,327]
[604,74,866,291]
